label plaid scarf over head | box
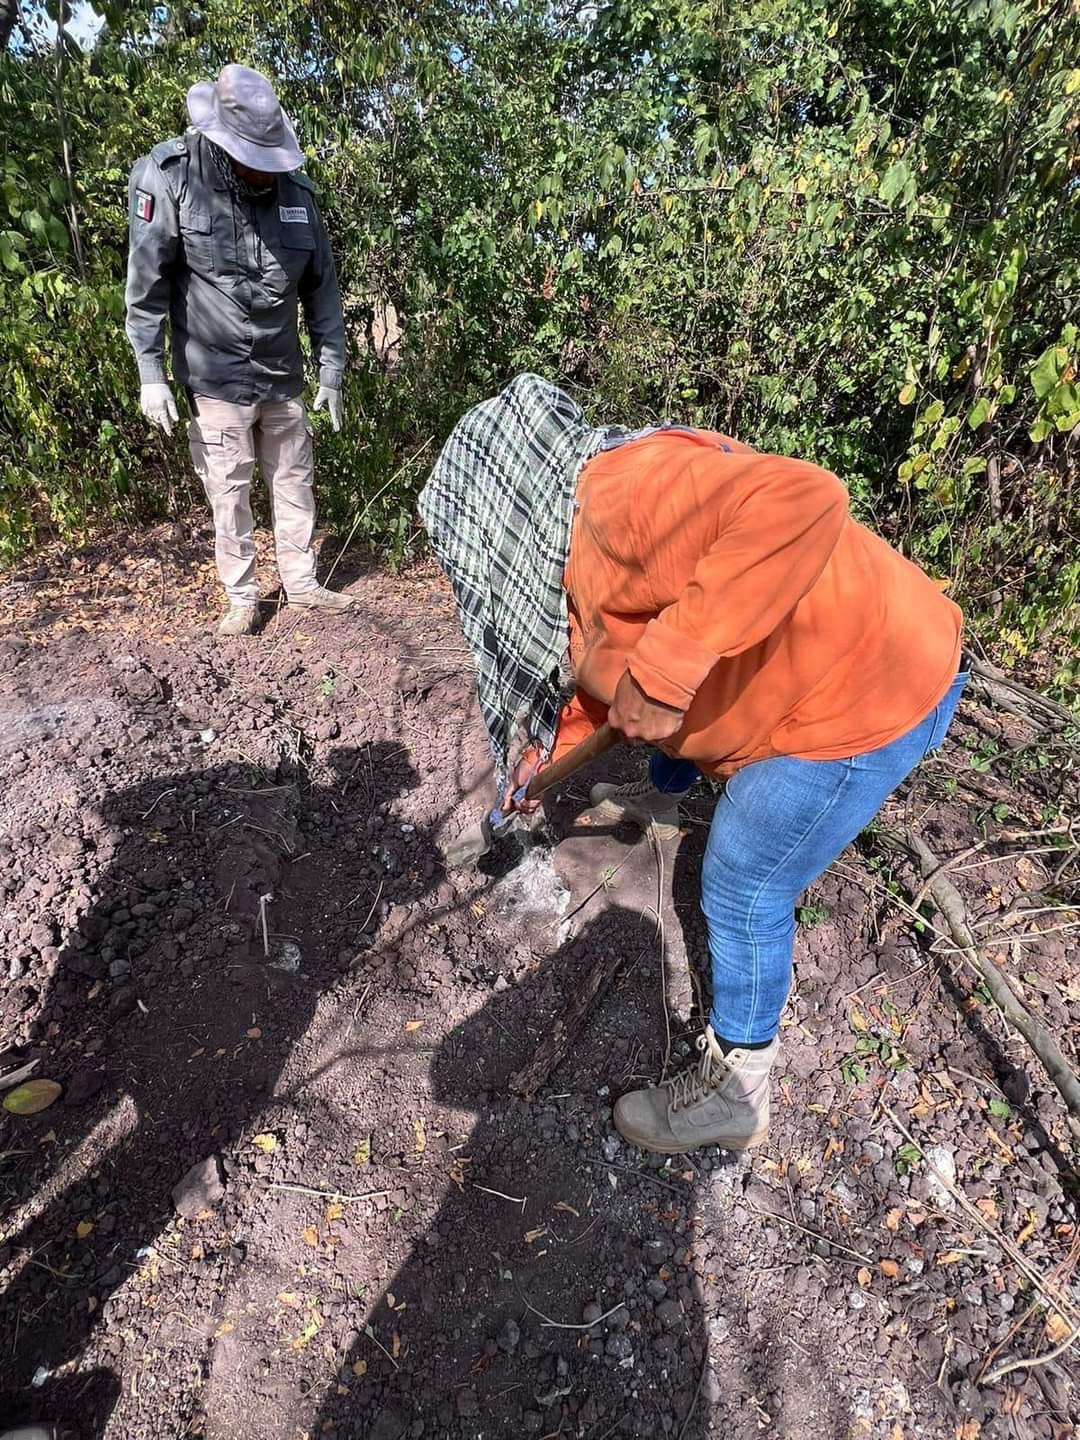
[419,374,618,780]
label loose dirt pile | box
[0,521,1076,1440]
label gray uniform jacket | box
[124,131,345,404]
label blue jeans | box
[650,669,968,1044]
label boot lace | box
[664,1034,728,1113]
[615,778,657,799]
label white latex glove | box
[314,385,344,432]
[140,382,179,437]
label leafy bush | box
[1,0,1077,689]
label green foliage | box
[0,0,1078,689]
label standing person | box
[421,374,966,1156]
[124,63,355,635]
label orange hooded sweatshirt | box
[551,429,962,777]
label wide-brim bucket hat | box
[186,63,304,172]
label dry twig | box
[883,1109,1079,1332]
[877,828,1080,1141]
[518,1294,627,1331]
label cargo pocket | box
[265,223,316,295]
[188,422,224,496]
[179,204,213,274]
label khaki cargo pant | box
[188,395,318,607]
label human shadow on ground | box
[307,901,721,1440]
[0,742,421,1435]
[301,741,855,1440]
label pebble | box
[497,1318,520,1354]
[605,1332,633,1360]
[172,1155,226,1218]
[924,1144,957,1209]
[456,1389,480,1419]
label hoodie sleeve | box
[626,454,849,711]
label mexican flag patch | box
[135,190,154,222]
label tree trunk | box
[0,0,20,51]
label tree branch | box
[878,826,1080,1142]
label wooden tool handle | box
[523,722,619,802]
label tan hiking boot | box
[288,585,355,612]
[589,777,686,839]
[218,605,258,637]
[613,1026,778,1154]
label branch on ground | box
[877,826,1080,1145]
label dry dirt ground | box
[0,519,1077,1440]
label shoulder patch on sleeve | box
[150,136,187,167]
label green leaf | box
[0,232,22,273]
[3,1079,62,1115]
[879,159,911,206]
[922,399,944,425]
[1031,345,1065,400]
[961,456,988,476]
[46,216,69,250]
[967,398,991,430]
[988,1098,1011,1118]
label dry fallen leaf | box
[856,1267,872,1288]
[277,1291,300,1307]
[352,1359,367,1378]
[524,1227,549,1244]
[246,1027,262,1040]
[216,1320,235,1336]
[1045,1311,1072,1343]
[290,1310,323,1350]
[325,1202,344,1224]
[413,1117,427,1154]
[554,1201,580,1218]
[252,1133,277,1154]
[879,1259,900,1279]
[885,1208,903,1232]
[353,1137,371,1167]
[1017,1211,1038,1245]
[984,1125,1014,1163]
[76,1219,94,1240]
[3,1079,62,1115]
[391,1330,401,1359]
[849,1011,869,1032]
[302,1226,319,1248]
[823,1136,844,1163]
[404,1020,423,1033]
[955,1422,980,1440]
[975,1196,999,1222]
[937,1250,964,1266]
